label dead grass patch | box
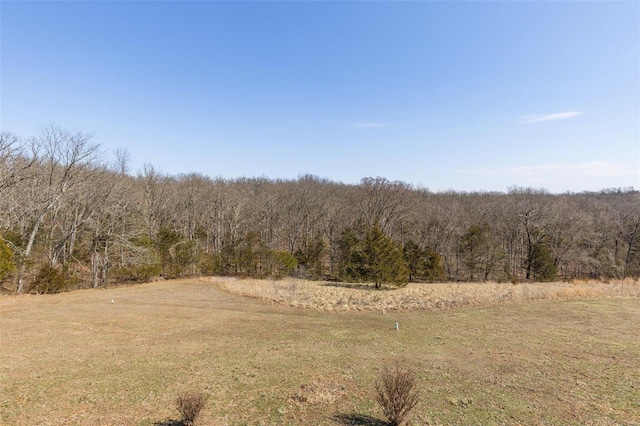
[289,378,345,406]
[213,277,640,312]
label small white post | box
[395,322,399,331]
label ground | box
[1,278,639,425]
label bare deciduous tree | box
[2,126,639,290]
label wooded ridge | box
[1,127,638,293]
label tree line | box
[1,126,639,293]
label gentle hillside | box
[1,279,639,425]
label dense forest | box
[1,127,639,293]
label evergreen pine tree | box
[530,241,557,282]
[363,226,408,288]
[403,240,445,282]
[0,239,14,281]
[402,240,421,282]
[338,226,366,282]
[422,246,445,282]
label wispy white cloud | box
[521,111,582,124]
[619,51,637,58]
[461,162,637,179]
[354,122,386,128]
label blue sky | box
[2,1,638,193]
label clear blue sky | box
[2,1,638,193]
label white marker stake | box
[395,322,399,331]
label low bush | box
[29,265,76,294]
[176,391,208,426]
[111,263,161,284]
[376,364,419,426]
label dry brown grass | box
[1,278,639,425]
[214,277,640,312]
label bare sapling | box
[176,391,208,426]
[376,364,419,426]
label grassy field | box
[1,278,639,425]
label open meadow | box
[1,278,639,425]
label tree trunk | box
[16,215,43,293]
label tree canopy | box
[1,127,639,292]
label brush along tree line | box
[1,127,639,293]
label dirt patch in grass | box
[1,279,639,425]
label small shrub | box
[376,364,419,426]
[111,263,161,283]
[29,265,75,294]
[0,239,15,281]
[176,391,208,426]
[265,250,298,279]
